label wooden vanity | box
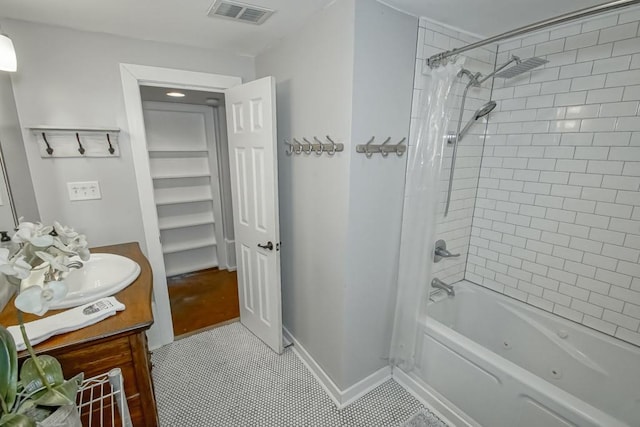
[0,242,159,426]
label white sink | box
[49,253,141,309]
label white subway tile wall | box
[412,19,497,287]
[467,11,640,346]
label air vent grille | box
[207,1,274,25]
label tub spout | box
[431,278,455,297]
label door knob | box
[257,241,274,251]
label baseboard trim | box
[225,239,236,271]
[283,327,391,409]
[392,367,477,427]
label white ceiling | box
[0,0,621,56]
[0,0,333,56]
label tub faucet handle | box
[434,239,460,262]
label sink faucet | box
[431,278,455,296]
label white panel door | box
[225,76,282,354]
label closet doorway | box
[122,65,283,353]
[140,86,239,338]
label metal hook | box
[395,137,407,157]
[75,133,85,155]
[313,137,324,156]
[303,137,313,155]
[284,139,294,156]
[326,135,337,156]
[106,133,115,155]
[41,132,54,155]
[379,137,392,157]
[364,137,375,158]
[293,138,303,155]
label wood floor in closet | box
[168,268,240,338]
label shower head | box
[495,57,549,79]
[454,101,497,142]
[475,101,497,119]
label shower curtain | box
[390,59,462,370]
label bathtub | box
[415,280,640,427]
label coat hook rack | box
[29,127,121,158]
[284,135,344,157]
[356,136,407,158]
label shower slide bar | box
[427,0,640,67]
[285,135,344,156]
[356,136,407,158]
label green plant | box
[0,220,88,426]
[0,320,83,426]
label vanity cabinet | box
[0,242,159,427]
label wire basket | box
[76,368,132,427]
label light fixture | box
[205,98,219,106]
[0,33,17,72]
[166,91,186,98]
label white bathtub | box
[415,280,640,427]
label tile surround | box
[412,11,640,347]
[413,19,496,287]
[466,10,640,346]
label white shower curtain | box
[390,59,462,370]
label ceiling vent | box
[207,1,275,25]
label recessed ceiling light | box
[166,91,186,98]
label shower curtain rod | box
[427,0,640,67]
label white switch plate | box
[67,181,101,201]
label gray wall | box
[343,0,418,387]
[257,0,417,390]
[3,18,255,248]
[256,0,355,388]
[0,73,38,225]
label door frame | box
[120,63,241,349]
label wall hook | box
[364,137,375,158]
[395,137,407,157]
[41,132,54,155]
[284,139,294,156]
[106,133,115,155]
[292,138,303,155]
[303,137,313,155]
[379,137,392,157]
[326,135,337,156]
[313,136,324,156]
[75,133,85,155]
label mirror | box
[0,72,39,232]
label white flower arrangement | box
[1,220,90,315]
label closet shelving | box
[158,212,215,231]
[144,102,223,278]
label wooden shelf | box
[154,186,213,206]
[158,213,215,230]
[148,148,208,153]
[162,238,217,255]
[152,172,211,179]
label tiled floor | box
[152,322,446,426]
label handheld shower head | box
[454,101,497,142]
[475,101,497,119]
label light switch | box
[67,181,102,201]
